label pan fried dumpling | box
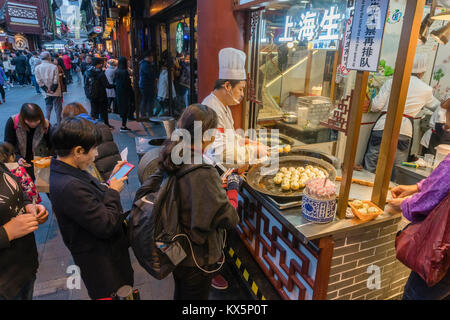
[368,207,378,214]
[291,181,300,190]
[358,208,368,215]
[274,175,283,184]
[281,181,291,191]
[352,200,363,208]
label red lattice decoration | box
[236,188,319,300]
[320,91,353,135]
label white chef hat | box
[412,53,427,74]
[219,48,247,80]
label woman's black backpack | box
[128,165,207,280]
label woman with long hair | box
[135,104,239,300]
[4,103,52,180]
[114,57,133,132]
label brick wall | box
[326,216,411,300]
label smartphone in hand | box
[107,162,135,184]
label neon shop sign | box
[278,6,344,49]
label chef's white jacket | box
[202,93,251,165]
[420,103,448,148]
[371,76,440,138]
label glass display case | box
[247,0,353,155]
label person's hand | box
[387,197,406,209]
[3,214,38,241]
[18,158,31,167]
[34,205,49,225]
[110,160,127,179]
[227,173,241,191]
[255,143,268,158]
[391,184,418,199]
[109,176,127,193]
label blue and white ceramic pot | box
[302,190,336,224]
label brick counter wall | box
[326,216,411,300]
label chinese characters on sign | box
[340,14,354,75]
[278,6,344,50]
[346,0,389,72]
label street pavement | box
[0,82,250,300]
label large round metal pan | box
[246,155,337,200]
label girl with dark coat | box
[0,161,48,300]
[114,57,133,132]
[135,104,240,300]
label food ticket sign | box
[346,0,390,72]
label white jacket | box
[420,93,449,148]
[157,69,176,100]
[35,60,60,97]
[202,92,256,166]
[371,76,440,137]
[105,66,116,98]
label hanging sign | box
[340,15,353,75]
[176,22,184,54]
[346,0,390,72]
[94,26,103,33]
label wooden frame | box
[312,236,334,300]
[337,71,369,219]
[371,0,426,208]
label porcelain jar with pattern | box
[302,188,336,224]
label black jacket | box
[114,69,133,116]
[94,122,121,181]
[11,55,27,74]
[49,159,133,299]
[135,164,239,267]
[85,66,115,102]
[0,164,36,300]
[138,60,157,92]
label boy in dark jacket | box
[49,117,133,299]
[85,58,115,129]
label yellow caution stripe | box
[226,246,265,300]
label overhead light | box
[430,21,450,44]
[419,13,434,44]
[430,9,450,20]
[287,41,294,48]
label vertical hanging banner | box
[346,0,390,72]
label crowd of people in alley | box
[0,46,448,302]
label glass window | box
[251,0,353,155]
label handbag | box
[395,192,450,287]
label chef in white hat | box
[364,53,440,179]
[202,48,267,166]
